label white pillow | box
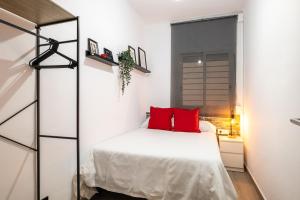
[140,117,175,128]
[200,120,216,133]
[141,118,216,133]
[140,118,150,128]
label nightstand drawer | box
[221,152,243,169]
[220,141,243,154]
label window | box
[180,52,235,116]
[171,16,237,117]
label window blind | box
[181,53,234,116]
[171,16,237,117]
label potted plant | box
[118,50,135,94]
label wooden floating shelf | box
[85,51,151,73]
[0,0,75,25]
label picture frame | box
[104,48,114,62]
[87,38,99,55]
[138,47,147,69]
[128,45,137,64]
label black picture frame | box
[138,47,147,69]
[128,45,137,64]
[104,48,114,62]
[87,38,99,55]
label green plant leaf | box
[118,50,135,94]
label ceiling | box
[128,0,244,23]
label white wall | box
[0,0,150,199]
[243,0,300,199]
[53,0,150,158]
[0,9,37,200]
[236,14,244,109]
[144,22,171,107]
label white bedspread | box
[80,128,237,200]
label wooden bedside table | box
[219,135,244,172]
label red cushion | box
[148,106,173,131]
[173,108,200,133]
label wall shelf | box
[85,51,151,73]
[86,51,119,66]
[0,0,75,25]
[134,64,151,73]
[290,118,300,126]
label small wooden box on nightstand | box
[219,135,244,172]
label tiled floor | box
[90,171,263,200]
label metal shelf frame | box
[0,17,80,200]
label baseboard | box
[244,165,267,200]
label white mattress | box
[80,128,237,200]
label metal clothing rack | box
[0,17,80,200]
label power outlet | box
[217,129,230,135]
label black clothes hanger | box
[29,38,78,69]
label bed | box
[79,121,237,200]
